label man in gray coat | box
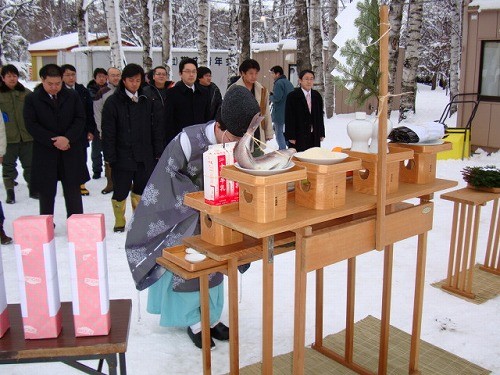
[269,65,294,150]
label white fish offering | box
[234,113,296,170]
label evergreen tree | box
[334,0,380,107]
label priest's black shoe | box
[210,322,229,341]
[187,327,215,349]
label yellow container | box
[437,128,471,160]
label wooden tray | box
[161,245,226,272]
[390,141,452,154]
[221,164,307,185]
[293,157,362,174]
[184,191,239,213]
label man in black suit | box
[24,64,89,218]
[61,64,96,196]
[285,69,325,152]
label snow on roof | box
[469,0,500,11]
[28,32,108,51]
[71,46,229,54]
[252,42,280,52]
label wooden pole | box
[376,4,390,250]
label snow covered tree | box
[239,0,250,61]
[161,0,171,72]
[309,0,324,97]
[387,0,403,113]
[139,0,153,70]
[295,0,311,72]
[0,0,36,65]
[449,0,463,115]
[197,0,209,66]
[76,0,88,47]
[399,0,423,121]
[334,0,380,107]
[271,0,295,41]
[227,0,239,79]
[104,0,125,68]
[325,0,338,118]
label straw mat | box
[431,264,499,304]
[236,315,490,375]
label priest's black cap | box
[218,85,260,137]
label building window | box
[479,41,500,101]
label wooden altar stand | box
[155,6,458,374]
[157,177,456,375]
[440,187,500,299]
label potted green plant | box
[461,165,500,193]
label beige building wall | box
[459,5,500,149]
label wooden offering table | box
[440,187,500,299]
[0,299,131,375]
[167,177,456,375]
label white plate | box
[233,162,295,176]
[185,247,200,255]
[406,139,445,145]
[185,253,207,263]
[294,151,349,165]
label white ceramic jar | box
[347,112,372,153]
[368,116,393,154]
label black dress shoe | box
[210,322,229,341]
[187,327,215,349]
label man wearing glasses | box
[164,58,210,147]
[143,66,175,108]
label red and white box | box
[0,248,10,338]
[67,214,110,337]
[13,215,62,339]
[203,142,239,205]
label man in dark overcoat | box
[61,63,96,196]
[101,63,164,232]
[24,64,89,218]
[284,69,325,152]
[164,58,210,146]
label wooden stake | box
[376,5,390,250]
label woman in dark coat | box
[284,69,325,152]
[23,64,89,217]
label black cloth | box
[73,83,97,146]
[284,88,325,152]
[24,86,89,197]
[164,81,210,146]
[388,126,420,143]
[87,80,107,100]
[200,82,222,120]
[142,82,174,107]
[101,86,164,172]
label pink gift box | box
[13,215,62,339]
[0,248,10,338]
[67,214,110,336]
[203,143,239,206]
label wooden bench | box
[0,299,131,375]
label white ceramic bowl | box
[185,253,207,263]
[233,162,295,176]
[294,149,349,165]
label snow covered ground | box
[1,84,498,374]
